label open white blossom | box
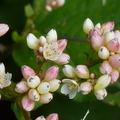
[61,79,79,99]
[43,42,62,61]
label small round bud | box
[39,36,47,46]
[39,92,53,104]
[0,24,9,37]
[27,76,40,88]
[37,82,50,94]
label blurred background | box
[0,0,120,120]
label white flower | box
[0,72,12,89]
[43,42,62,61]
[61,79,79,99]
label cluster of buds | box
[61,64,109,100]
[82,18,120,99]
[35,113,58,120]
[27,29,70,64]
[15,65,61,111]
[45,0,65,11]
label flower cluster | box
[15,65,61,111]
[27,29,70,64]
[61,64,110,100]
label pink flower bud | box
[89,27,102,38]
[21,95,35,111]
[55,53,70,64]
[94,89,107,100]
[114,30,120,39]
[0,24,9,37]
[79,82,92,95]
[110,69,119,84]
[44,66,59,82]
[15,81,29,93]
[99,61,113,75]
[75,65,90,79]
[39,92,53,104]
[94,74,111,90]
[46,113,59,120]
[107,38,119,52]
[98,46,110,59]
[21,65,36,79]
[28,89,40,101]
[90,34,104,52]
[57,39,67,51]
[104,31,115,45]
[101,22,114,31]
[37,82,50,94]
[109,54,120,68]
[83,18,94,34]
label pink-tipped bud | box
[46,113,59,120]
[94,74,111,90]
[62,65,76,78]
[109,54,120,68]
[37,82,50,94]
[57,39,67,51]
[39,92,53,104]
[101,22,114,31]
[55,53,70,64]
[94,89,107,100]
[21,95,35,111]
[35,116,46,120]
[107,38,119,52]
[89,27,102,38]
[98,46,110,59]
[99,61,113,75]
[90,34,104,52]
[49,79,61,92]
[83,18,94,34]
[46,29,57,43]
[79,82,92,95]
[21,65,36,79]
[44,66,59,82]
[39,36,47,46]
[15,81,29,93]
[110,69,119,84]
[104,31,115,45]
[75,65,90,79]
[0,24,9,37]
[27,75,41,88]
[28,89,40,101]
[27,33,39,50]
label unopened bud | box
[15,81,29,93]
[0,63,5,75]
[99,61,113,75]
[98,46,110,59]
[46,113,59,120]
[94,89,107,100]
[46,29,57,43]
[83,18,94,34]
[49,79,61,92]
[102,22,114,31]
[95,23,101,28]
[21,95,35,111]
[21,65,36,79]
[39,36,47,46]
[44,66,59,82]
[94,74,111,90]
[37,82,50,94]
[62,65,76,78]
[55,53,70,64]
[79,82,92,95]
[57,39,67,51]
[27,75,40,88]
[0,24,9,37]
[39,92,53,104]
[27,33,39,50]
[35,116,46,120]
[28,89,40,101]
[75,65,90,79]
[109,54,120,68]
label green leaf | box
[11,102,26,120]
